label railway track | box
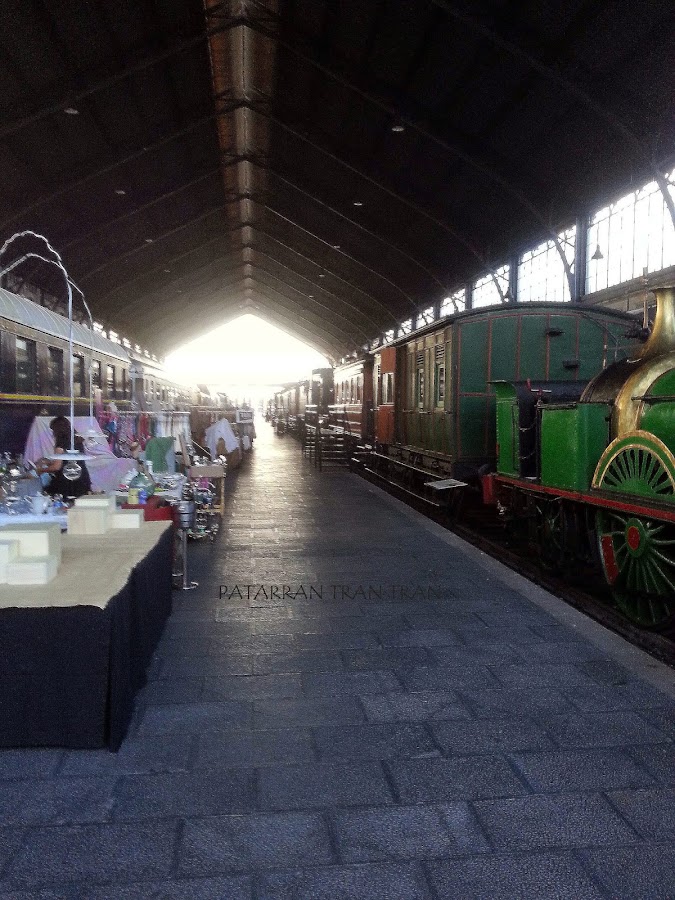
[356,463,675,668]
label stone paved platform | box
[1,424,674,898]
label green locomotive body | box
[494,286,675,631]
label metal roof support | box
[241,11,575,300]
[248,102,508,302]
[430,0,675,232]
[249,224,399,328]
[260,173,449,296]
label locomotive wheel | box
[595,509,675,630]
[594,433,675,630]
[536,499,566,571]
[592,431,675,497]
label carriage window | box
[16,338,37,393]
[72,354,85,397]
[48,347,64,395]
[417,368,425,406]
[122,368,129,399]
[435,345,445,406]
[382,372,394,404]
[356,375,362,402]
[435,365,446,405]
[106,365,115,396]
[91,360,101,389]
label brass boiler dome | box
[581,285,675,440]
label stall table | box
[0,521,172,750]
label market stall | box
[0,521,172,749]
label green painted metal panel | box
[459,320,488,392]
[577,317,609,381]
[519,316,547,379]
[490,315,519,382]
[493,381,519,476]
[547,315,579,378]
[458,395,489,462]
[540,402,610,490]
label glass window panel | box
[16,338,37,393]
[48,347,64,395]
[517,226,575,302]
[472,265,510,308]
[586,170,675,293]
[398,318,412,337]
[440,289,466,316]
[72,355,84,397]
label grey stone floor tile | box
[426,852,604,899]
[112,770,253,820]
[607,788,675,841]
[492,663,599,690]
[376,627,464,649]
[562,681,675,712]
[302,671,400,696]
[637,707,675,739]
[313,723,438,761]
[158,654,253,677]
[253,696,365,728]
[258,762,394,811]
[0,829,26,878]
[628,744,675,784]
[360,690,471,723]
[459,686,577,719]
[201,673,302,701]
[60,733,193,777]
[0,777,116,827]
[255,861,432,899]
[332,804,482,862]
[0,751,63,782]
[474,794,640,850]
[3,821,178,887]
[581,844,675,899]
[294,630,380,651]
[540,711,668,748]
[399,664,499,692]
[76,876,252,900]
[252,650,345,674]
[178,812,334,875]
[430,717,555,754]
[512,748,657,793]
[194,728,315,769]
[342,648,431,672]
[429,644,524,666]
[139,677,204,705]
[0,889,75,899]
[138,700,250,734]
[388,756,527,803]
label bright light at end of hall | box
[163,314,329,388]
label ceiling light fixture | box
[163,268,170,273]
[64,107,79,115]
[115,189,126,196]
[391,124,405,133]
[318,273,325,278]
[591,243,604,261]
[353,201,363,207]
[332,244,340,250]
[145,238,153,243]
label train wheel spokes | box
[596,509,675,630]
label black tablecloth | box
[0,527,173,750]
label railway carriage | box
[370,302,640,483]
[332,356,374,446]
[0,286,189,453]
